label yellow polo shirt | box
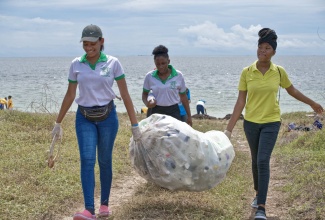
[8,99,13,109]
[0,98,7,104]
[238,61,292,123]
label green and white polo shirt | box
[143,65,187,106]
[68,52,125,107]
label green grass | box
[0,110,324,219]
[274,112,325,220]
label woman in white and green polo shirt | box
[52,24,141,220]
[142,45,192,126]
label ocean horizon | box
[1,55,324,118]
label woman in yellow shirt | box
[224,28,323,220]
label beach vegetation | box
[0,110,323,219]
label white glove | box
[224,130,232,139]
[131,125,141,141]
[52,122,63,140]
[147,94,155,103]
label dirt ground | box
[63,130,289,220]
[233,129,288,220]
[61,170,146,220]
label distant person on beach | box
[51,24,141,220]
[196,99,207,115]
[142,45,192,126]
[179,87,191,122]
[0,97,7,110]
[224,28,324,220]
[7,96,13,110]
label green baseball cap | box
[80,24,102,42]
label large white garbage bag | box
[129,114,235,192]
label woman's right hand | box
[147,98,157,108]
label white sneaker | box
[254,209,267,219]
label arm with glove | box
[48,83,76,168]
[117,78,141,141]
[52,83,77,139]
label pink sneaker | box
[73,210,97,220]
[98,205,112,217]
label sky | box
[0,0,325,57]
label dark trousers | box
[196,105,204,114]
[243,119,281,205]
[149,104,181,121]
[146,108,152,118]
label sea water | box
[0,55,324,118]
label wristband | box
[132,123,138,127]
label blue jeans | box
[243,120,280,205]
[75,105,118,212]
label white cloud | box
[230,25,261,41]
[280,38,320,48]
[5,0,108,8]
[0,15,73,29]
[179,22,262,49]
[178,21,325,53]
[27,17,73,25]
[116,0,165,10]
[0,0,324,56]
[0,15,77,53]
